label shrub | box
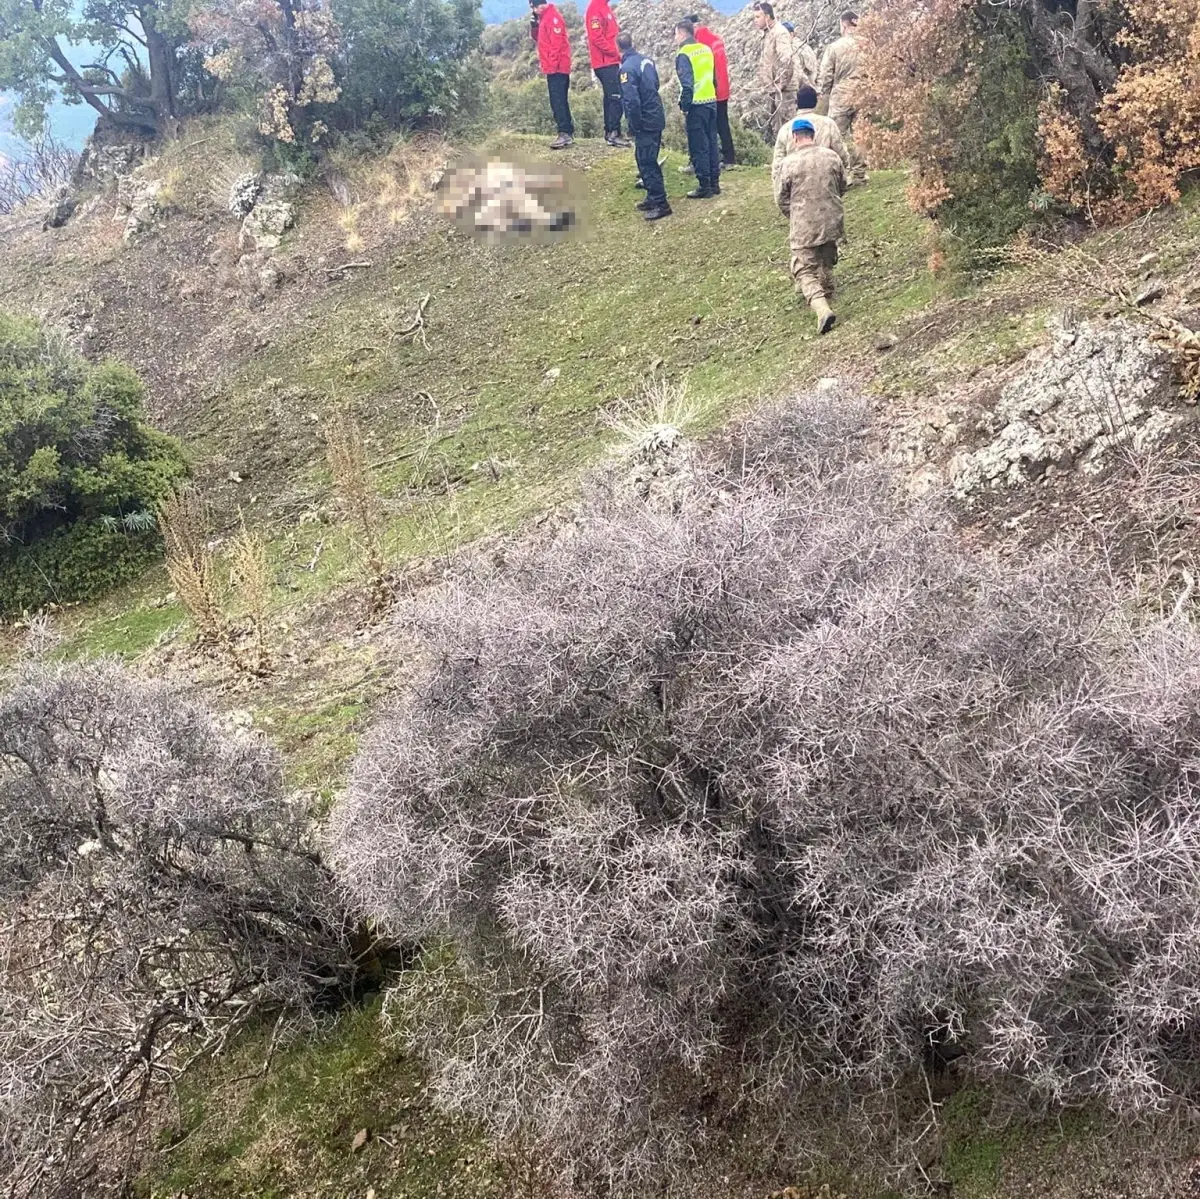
[0,661,356,1194]
[332,393,1200,1195]
[858,5,1044,262]
[330,0,486,132]
[0,312,186,612]
[489,77,604,139]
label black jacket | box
[619,49,665,135]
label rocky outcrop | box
[115,172,165,243]
[238,173,301,251]
[950,320,1187,499]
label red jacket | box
[532,3,572,76]
[585,0,620,68]
[694,25,730,101]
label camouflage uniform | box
[771,108,848,196]
[757,20,797,137]
[776,143,846,315]
[793,39,818,88]
[817,33,866,183]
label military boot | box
[812,297,837,335]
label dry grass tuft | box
[229,520,273,676]
[158,486,227,648]
[324,409,391,614]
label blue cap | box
[791,118,815,135]
[782,20,795,30]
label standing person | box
[782,20,819,87]
[776,118,846,334]
[674,19,720,199]
[771,83,847,194]
[618,32,671,221]
[752,1,796,138]
[531,0,574,149]
[586,0,630,147]
[817,9,867,183]
[689,15,734,168]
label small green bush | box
[0,521,161,613]
[330,0,486,132]
[489,77,605,139]
[0,312,187,612]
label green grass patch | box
[141,1000,503,1199]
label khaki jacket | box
[817,32,862,116]
[757,21,797,95]
[771,109,848,193]
[794,40,818,88]
[776,144,846,250]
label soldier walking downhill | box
[771,83,848,194]
[776,118,847,335]
[817,9,867,184]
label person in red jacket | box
[586,0,630,147]
[690,15,735,166]
[531,0,574,149]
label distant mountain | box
[482,0,743,21]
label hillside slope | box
[3,126,1200,1197]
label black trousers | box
[546,73,573,135]
[716,99,735,165]
[634,131,666,208]
[593,63,623,135]
[685,104,720,190]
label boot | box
[634,177,647,190]
[812,296,837,335]
[644,204,672,221]
[549,133,574,150]
[685,187,715,200]
[635,198,654,211]
[679,163,695,175]
[606,132,632,148]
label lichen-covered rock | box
[237,174,301,250]
[115,173,165,243]
[240,199,295,251]
[950,320,1185,499]
[228,172,263,217]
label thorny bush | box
[333,394,1200,1195]
[0,662,356,1197]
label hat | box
[791,118,815,135]
[782,20,795,30]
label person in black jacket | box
[617,32,671,221]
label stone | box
[116,173,165,243]
[43,190,78,230]
[952,319,1188,499]
[1135,281,1166,306]
[240,199,295,251]
[873,332,897,352]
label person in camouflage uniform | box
[817,9,867,184]
[776,118,847,334]
[753,1,797,138]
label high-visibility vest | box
[678,40,717,104]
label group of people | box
[528,0,865,331]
